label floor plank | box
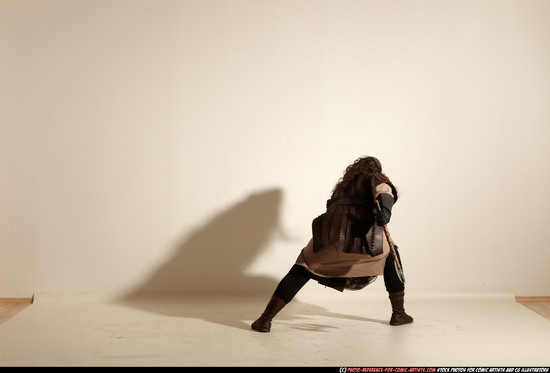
[0,303,31,325]
[517,301,550,321]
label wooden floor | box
[0,301,32,325]
[515,296,550,321]
[0,297,549,326]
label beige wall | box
[2,0,549,297]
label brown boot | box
[251,295,286,332]
[388,291,413,326]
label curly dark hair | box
[332,156,386,194]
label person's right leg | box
[251,265,311,332]
[383,251,413,325]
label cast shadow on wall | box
[125,188,285,294]
[117,188,387,330]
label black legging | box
[273,252,405,304]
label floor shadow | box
[116,187,388,330]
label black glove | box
[374,193,394,226]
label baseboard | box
[516,296,550,302]
[6,292,548,304]
[0,296,34,303]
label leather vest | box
[312,173,396,255]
